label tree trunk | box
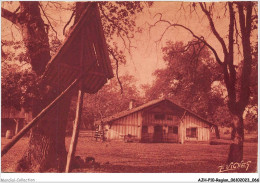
[227,115,244,164]
[14,2,73,172]
[226,2,253,166]
[18,2,51,75]
[16,91,73,172]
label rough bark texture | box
[1,2,77,172]
[16,92,72,172]
[227,116,244,163]
[18,2,51,75]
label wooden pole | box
[65,26,86,173]
[179,111,186,144]
[1,76,82,157]
[14,119,19,135]
[65,81,84,172]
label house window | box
[142,126,148,133]
[154,114,165,120]
[186,127,197,138]
[168,126,178,134]
[167,115,173,120]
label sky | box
[1,1,258,89]
[118,1,242,87]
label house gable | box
[95,98,216,128]
[96,99,217,143]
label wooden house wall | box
[180,114,211,143]
[1,108,32,137]
[1,108,30,120]
[141,112,180,143]
[1,118,26,137]
[105,107,212,144]
[107,111,141,140]
[142,112,180,126]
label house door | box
[153,125,163,142]
[168,126,178,143]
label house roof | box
[94,98,217,127]
[42,3,113,94]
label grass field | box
[1,133,258,173]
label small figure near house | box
[100,121,106,142]
[94,121,106,141]
[94,126,100,141]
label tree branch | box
[199,2,228,57]
[237,3,246,38]
[99,4,134,54]
[226,2,237,106]
[63,11,75,35]
[39,3,58,38]
[245,2,253,36]
[150,18,223,65]
[228,2,234,65]
[13,6,20,14]
[237,2,253,112]
[108,49,123,94]
[1,7,19,24]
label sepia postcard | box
[1,1,258,182]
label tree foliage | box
[145,41,231,125]
[68,74,144,130]
[1,66,39,111]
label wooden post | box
[65,28,85,173]
[1,76,82,157]
[14,119,19,135]
[179,111,186,144]
[65,80,84,172]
